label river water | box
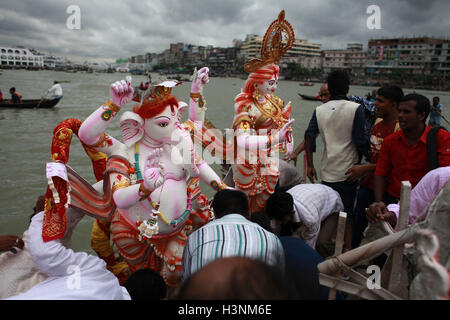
[1,69,449,253]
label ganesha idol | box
[41,70,228,286]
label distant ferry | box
[116,67,129,73]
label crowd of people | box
[0,69,449,300]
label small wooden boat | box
[298,93,321,101]
[0,98,61,109]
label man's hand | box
[0,235,24,254]
[307,166,317,183]
[283,152,298,166]
[366,201,397,228]
[345,164,369,182]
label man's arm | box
[284,139,305,165]
[345,163,377,182]
[373,174,387,203]
[304,110,319,154]
[352,105,369,162]
[0,235,24,254]
[372,137,392,202]
[28,212,100,277]
[366,136,394,224]
[304,111,319,182]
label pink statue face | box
[255,75,278,95]
[143,105,181,144]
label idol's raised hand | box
[278,118,295,143]
[191,67,210,92]
[110,76,134,107]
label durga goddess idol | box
[192,10,296,213]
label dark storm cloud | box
[0,0,448,62]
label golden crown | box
[133,77,181,104]
[244,10,295,73]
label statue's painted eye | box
[158,122,169,128]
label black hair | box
[30,194,46,224]
[400,93,431,121]
[249,211,272,232]
[123,268,167,300]
[54,81,58,84]
[223,259,290,299]
[176,258,291,299]
[377,85,404,105]
[265,192,293,221]
[211,189,249,218]
[10,87,15,92]
[326,70,349,96]
[433,96,440,101]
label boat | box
[0,98,62,109]
[298,93,321,101]
[299,82,314,86]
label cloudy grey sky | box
[0,0,448,62]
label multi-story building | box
[43,56,57,69]
[322,49,346,70]
[205,46,240,74]
[240,34,322,64]
[322,43,366,74]
[130,54,147,64]
[0,46,44,68]
[366,37,450,76]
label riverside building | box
[366,37,450,76]
[240,34,322,63]
[322,43,366,75]
[0,46,44,68]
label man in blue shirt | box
[9,87,22,103]
[428,96,443,127]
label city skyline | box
[0,0,449,63]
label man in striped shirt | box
[182,189,285,282]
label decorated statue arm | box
[235,118,295,151]
[188,67,209,124]
[197,160,229,191]
[282,102,294,156]
[79,77,135,155]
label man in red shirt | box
[347,85,403,248]
[367,93,450,225]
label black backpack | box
[427,126,448,170]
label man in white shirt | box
[266,183,344,256]
[367,166,450,229]
[48,81,63,100]
[6,211,131,300]
[304,71,369,251]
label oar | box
[35,90,48,109]
[431,105,450,126]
